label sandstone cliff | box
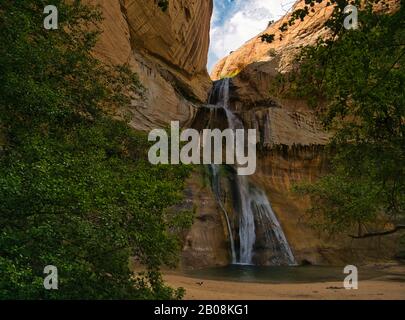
[86,0,212,130]
[201,0,400,266]
[202,1,332,265]
[211,0,399,80]
[210,0,333,149]
[211,0,333,80]
[87,0,400,267]
[86,0,230,267]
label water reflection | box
[186,265,384,284]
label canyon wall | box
[211,0,333,80]
[202,0,338,265]
[181,172,231,268]
[88,0,400,267]
[211,0,399,80]
[86,0,212,130]
[86,0,228,267]
[203,0,401,266]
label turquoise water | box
[185,265,386,284]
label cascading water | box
[208,78,297,266]
[235,175,257,264]
[210,164,237,264]
[250,187,296,265]
[214,79,256,265]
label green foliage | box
[219,70,241,79]
[260,33,275,43]
[0,0,190,299]
[284,0,393,33]
[157,0,169,12]
[285,2,405,235]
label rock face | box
[180,172,230,268]
[87,0,232,267]
[211,0,399,80]
[87,0,212,130]
[211,0,333,80]
[207,0,336,264]
[125,0,212,102]
[252,147,399,265]
[202,0,400,266]
[87,0,401,267]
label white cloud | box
[208,0,295,72]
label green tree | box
[275,0,405,237]
[0,0,191,299]
[157,0,169,12]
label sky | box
[208,0,295,72]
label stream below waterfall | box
[185,265,389,284]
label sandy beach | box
[164,267,405,300]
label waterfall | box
[216,79,255,264]
[235,175,256,264]
[208,78,296,266]
[210,164,237,264]
[218,78,243,131]
[250,187,296,265]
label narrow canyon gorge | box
[88,0,401,268]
